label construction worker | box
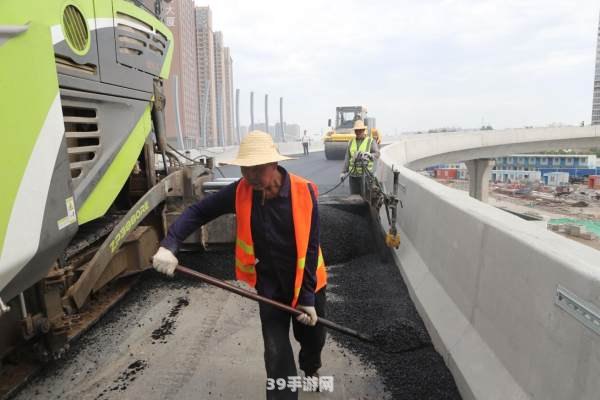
[152,131,327,400]
[301,130,310,156]
[341,119,380,195]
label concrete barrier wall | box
[376,131,600,400]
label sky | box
[195,0,599,136]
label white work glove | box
[296,305,318,326]
[152,246,178,277]
[339,172,346,182]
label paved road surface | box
[217,150,348,196]
[11,152,460,400]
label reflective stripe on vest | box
[235,174,327,307]
[349,137,373,175]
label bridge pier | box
[465,158,495,201]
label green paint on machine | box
[77,106,153,224]
[109,200,150,253]
[0,4,62,256]
[0,0,175,302]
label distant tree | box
[481,125,493,130]
[589,147,600,157]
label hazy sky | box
[196,0,599,135]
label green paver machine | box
[0,1,211,373]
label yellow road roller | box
[323,106,381,160]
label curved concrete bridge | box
[376,126,600,400]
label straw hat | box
[223,131,294,167]
[353,120,367,131]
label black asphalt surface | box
[221,151,462,399]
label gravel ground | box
[319,205,461,400]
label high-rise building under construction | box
[195,7,218,146]
[213,31,226,146]
[224,47,235,145]
[162,0,200,148]
[593,12,600,125]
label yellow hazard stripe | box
[235,258,256,274]
[317,251,324,268]
[297,257,306,270]
[236,238,254,256]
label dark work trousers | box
[260,288,327,400]
[302,142,309,155]
[348,175,364,195]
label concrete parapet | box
[376,130,600,400]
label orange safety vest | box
[235,173,327,308]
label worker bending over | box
[341,119,380,195]
[152,131,327,400]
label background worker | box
[152,131,327,400]
[341,119,380,195]
[301,130,310,156]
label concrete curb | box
[379,209,529,400]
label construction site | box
[431,170,600,251]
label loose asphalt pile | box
[320,204,377,264]
[319,204,461,400]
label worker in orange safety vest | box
[152,131,327,399]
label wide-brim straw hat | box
[353,119,367,131]
[223,130,295,167]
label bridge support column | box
[465,158,495,201]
